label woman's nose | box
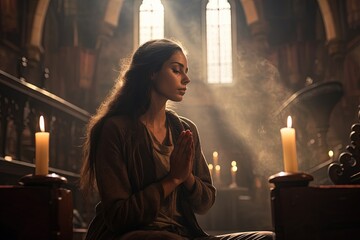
[182,74,190,85]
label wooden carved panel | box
[328,107,360,184]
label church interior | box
[1,0,360,239]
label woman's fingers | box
[189,137,194,164]
[174,130,191,156]
[172,131,185,155]
[169,130,194,182]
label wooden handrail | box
[0,70,90,122]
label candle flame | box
[215,165,221,171]
[232,166,237,172]
[208,164,213,170]
[213,151,218,158]
[39,116,45,132]
[328,150,334,158]
[287,116,292,128]
[231,161,237,167]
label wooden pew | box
[269,173,360,240]
[0,174,73,240]
[269,107,360,240]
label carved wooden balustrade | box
[328,106,360,184]
[0,69,93,225]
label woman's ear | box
[150,72,157,81]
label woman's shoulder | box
[179,116,197,129]
[103,115,134,131]
[166,109,198,132]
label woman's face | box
[151,50,190,102]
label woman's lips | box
[178,88,186,95]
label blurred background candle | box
[208,163,214,176]
[215,164,221,184]
[213,151,218,166]
[231,161,237,183]
[231,166,237,184]
[229,161,238,188]
[328,150,334,161]
[231,160,237,167]
[280,116,298,172]
[35,115,50,175]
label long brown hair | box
[80,39,186,192]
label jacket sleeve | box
[94,118,164,233]
[181,118,216,214]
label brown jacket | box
[85,111,216,240]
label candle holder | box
[268,171,313,188]
[19,173,67,188]
[229,182,238,189]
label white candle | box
[208,163,214,176]
[215,164,221,183]
[280,116,298,172]
[213,151,218,166]
[231,165,237,184]
[35,116,50,175]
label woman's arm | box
[95,117,164,233]
[180,118,216,214]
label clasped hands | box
[161,130,195,196]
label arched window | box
[206,0,233,84]
[139,0,164,45]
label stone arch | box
[240,0,260,25]
[28,0,50,61]
[317,0,338,42]
[240,0,269,52]
[101,0,125,38]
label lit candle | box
[280,116,298,172]
[215,164,221,184]
[328,150,334,161]
[213,151,218,166]
[208,163,214,176]
[231,160,237,167]
[208,163,214,170]
[35,115,50,175]
[231,165,237,184]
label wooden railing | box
[0,69,94,225]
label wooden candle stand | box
[269,171,313,188]
[19,173,67,187]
